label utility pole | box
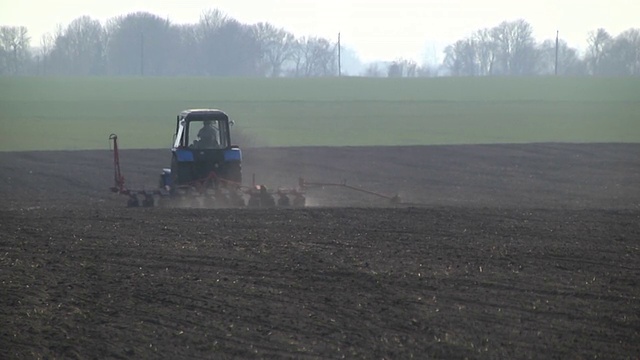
[554,30,559,76]
[337,32,341,77]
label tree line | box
[0,10,337,77]
[440,19,639,77]
[0,11,638,77]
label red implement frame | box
[109,134,127,194]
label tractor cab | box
[173,109,232,150]
[165,109,242,190]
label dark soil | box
[1,143,639,359]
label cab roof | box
[180,109,229,120]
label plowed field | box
[1,143,639,359]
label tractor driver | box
[197,120,219,148]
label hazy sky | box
[1,0,638,62]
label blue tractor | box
[110,109,305,208]
[162,109,242,192]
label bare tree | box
[47,16,106,75]
[287,37,336,77]
[491,19,537,75]
[387,58,418,77]
[537,39,586,76]
[287,39,305,76]
[197,8,229,38]
[0,26,31,75]
[604,28,640,76]
[193,9,232,75]
[38,33,55,75]
[199,18,262,76]
[174,24,200,75]
[387,62,402,77]
[252,22,296,77]
[443,39,477,76]
[472,28,497,76]
[586,28,612,75]
[106,12,179,75]
[443,20,539,76]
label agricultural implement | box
[109,108,401,208]
[298,178,401,204]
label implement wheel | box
[293,194,306,207]
[277,194,290,207]
[127,195,140,207]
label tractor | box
[164,109,242,191]
[110,109,400,208]
[109,109,305,208]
